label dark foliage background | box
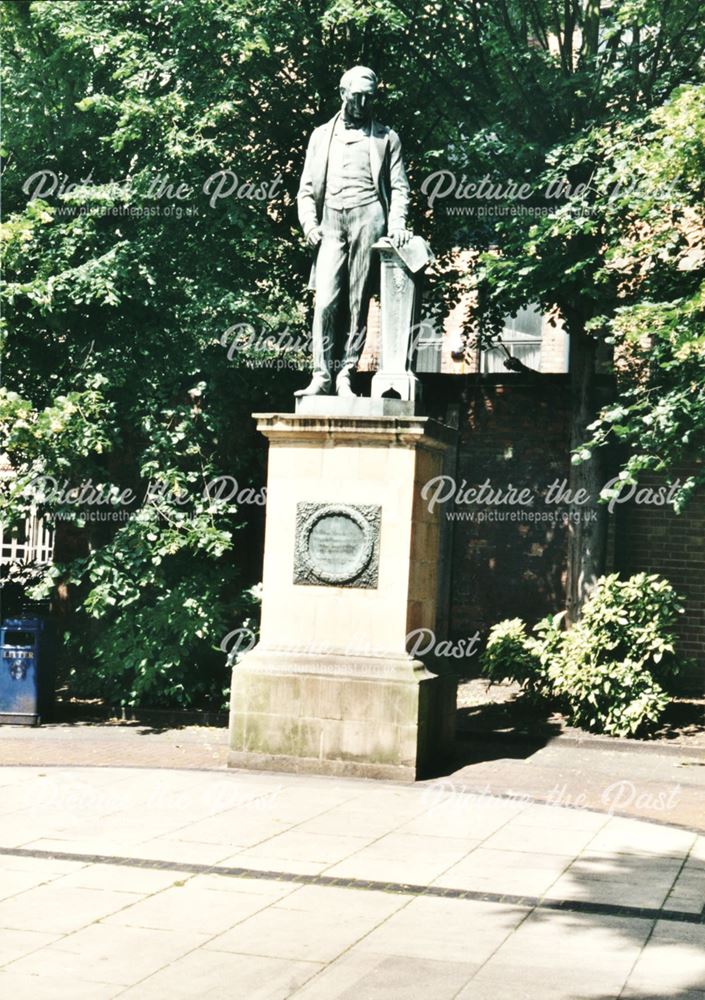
[1,0,703,707]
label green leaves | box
[481,573,686,737]
[2,0,704,706]
[480,617,553,703]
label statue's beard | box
[343,105,370,125]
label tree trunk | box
[565,329,608,622]
[564,0,607,623]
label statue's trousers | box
[311,200,386,385]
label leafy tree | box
[580,85,705,512]
[2,0,703,706]
[0,0,310,706]
[447,1,705,615]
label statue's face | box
[340,81,375,123]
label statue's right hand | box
[306,226,323,248]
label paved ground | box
[2,721,704,829]
[0,764,704,999]
[0,721,229,770]
[450,740,705,832]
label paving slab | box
[5,923,210,987]
[118,950,321,1000]
[622,920,705,996]
[0,970,121,999]
[291,952,481,1000]
[204,883,407,965]
[456,909,653,997]
[0,883,138,934]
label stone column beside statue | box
[371,236,434,403]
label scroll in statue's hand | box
[389,229,412,248]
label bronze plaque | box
[294,503,381,588]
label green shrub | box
[480,573,685,737]
[479,617,551,701]
[571,573,682,691]
[549,644,670,735]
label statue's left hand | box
[389,229,412,248]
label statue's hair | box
[339,66,377,92]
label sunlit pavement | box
[2,721,705,829]
[0,766,703,999]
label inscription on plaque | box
[293,503,381,588]
[309,515,364,577]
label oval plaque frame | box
[294,502,381,588]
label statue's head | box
[339,66,377,124]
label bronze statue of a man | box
[296,66,411,397]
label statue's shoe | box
[294,378,331,397]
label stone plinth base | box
[228,647,454,780]
[228,414,457,781]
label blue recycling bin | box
[0,617,53,725]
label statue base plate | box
[295,396,417,417]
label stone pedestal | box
[228,414,457,781]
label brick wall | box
[445,378,705,690]
[448,376,573,645]
[615,472,705,691]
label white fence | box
[0,513,55,566]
